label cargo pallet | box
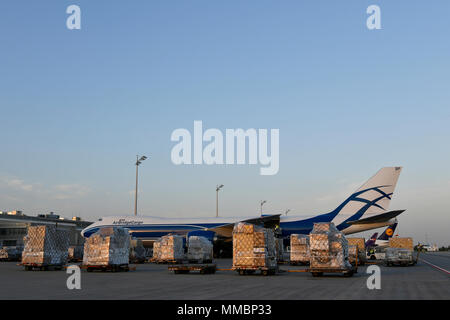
[232,266,278,276]
[169,263,216,274]
[385,249,419,267]
[21,263,64,271]
[307,252,359,277]
[81,264,130,272]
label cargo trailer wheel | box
[312,272,323,277]
[344,271,354,277]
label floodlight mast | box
[216,184,224,218]
[134,155,148,216]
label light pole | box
[285,209,290,216]
[216,184,224,218]
[134,155,148,216]
[260,200,267,216]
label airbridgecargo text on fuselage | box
[170,121,279,175]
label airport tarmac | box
[0,252,448,300]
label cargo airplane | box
[81,167,405,246]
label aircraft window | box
[98,218,102,221]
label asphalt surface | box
[0,252,448,300]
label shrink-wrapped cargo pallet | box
[187,236,213,263]
[347,238,365,251]
[385,247,415,266]
[389,237,413,250]
[275,238,285,262]
[290,234,309,265]
[0,246,22,261]
[232,222,277,273]
[158,235,185,262]
[83,227,130,266]
[348,245,358,265]
[68,245,84,262]
[309,222,351,269]
[129,238,146,263]
[347,238,366,265]
[152,240,161,261]
[22,225,69,266]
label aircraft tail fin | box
[365,232,378,247]
[377,223,398,241]
[331,167,402,227]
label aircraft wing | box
[346,210,405,225]
[206,214,281,238]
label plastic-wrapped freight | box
[0,246,22,261]
[68,246,84,262]
[290,234,309,264]
[348,245,358,265]
[309,222,351,269]
[347,238,366,265]
[187,236,213,263]
[22,225,69,266]
[275,238,284,262]
[347,238,365,251]
[389,237,413,250]
[152,240,161,260]
[232,222,277,269]
[129,238,146,263]
[158,235,185,262]
[385,247,414,266]
[83,227,130,266]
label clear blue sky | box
[0,1,449,245]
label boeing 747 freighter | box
[82,167,405,246]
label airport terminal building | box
[0,211,91,247]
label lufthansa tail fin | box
[377,223,398,241]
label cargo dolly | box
[150,258,187,264]
[308,266,357,277]
[169,263,216,274]
[233,266,278,276]
[81,264,132,272]
[21,263,64,271]
[188,259,213,264]
[306,255,358,277]
[289,261,309,266]
[385,250,419,267]
[170,263,216,274]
